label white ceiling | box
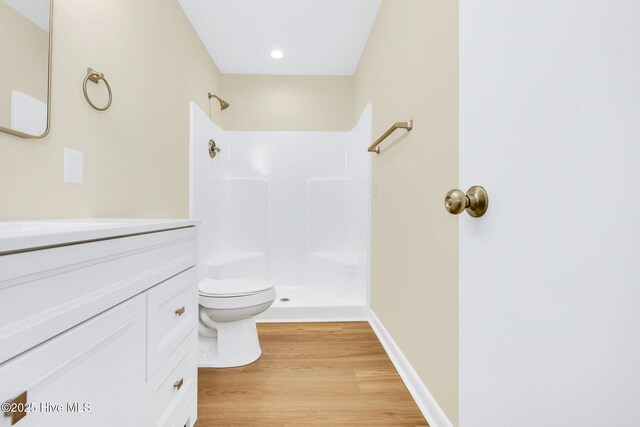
[178,0,381,76]
[2,0,49,32]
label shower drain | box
[279,298,290,302]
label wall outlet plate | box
[64,148,84,184]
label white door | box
[459,1,640,426]
[0,295,147,427]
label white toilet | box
[198,278,276,368]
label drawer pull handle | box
[173,378,184,390]
[175,306,185,316]
[4,391,28,425]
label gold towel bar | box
[368,120,413,153]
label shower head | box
[208,93,230,110]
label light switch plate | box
[64,148,84,184]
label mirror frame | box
[0,0,53,139]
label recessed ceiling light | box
[270,49,284,59]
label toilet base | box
[198,314,263,368]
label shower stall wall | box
[189,103,372,320]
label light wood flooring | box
[197,322,428,426]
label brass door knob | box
[445,186,489,217]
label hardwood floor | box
[197,322,428,426]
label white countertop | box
[0,218,199,254]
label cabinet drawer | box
[147,268,198,378]
[0,227,197,364]
[150,331,198,427]
[164,386,197,427]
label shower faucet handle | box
[208,139,221,158]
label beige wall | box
[0,0,222,220]
[0,1,48,130]
[219,74,354,131]
[354,0,459,424]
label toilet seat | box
[199,278,273,297]
[199,278,275,310]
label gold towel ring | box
[83,68,112,111]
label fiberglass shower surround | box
[189,103,372,318]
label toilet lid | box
[199,278,273,297]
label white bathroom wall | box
[190,103,372,312]
[346,105,373,303]
[226,131,347,291]
[460,1,640,426]
[219,177,267,254]
[189,102,228,279]
[307,178,349,253]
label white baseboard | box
[368,309,454,427]
[256,305,369,323]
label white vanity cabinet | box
[0,220,199,427]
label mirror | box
[0,0,52,138]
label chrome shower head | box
[208,93,230,110]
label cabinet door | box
[0,295,147,427]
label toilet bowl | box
[198,278,275,368]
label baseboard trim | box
[368,309,454,427]
[257,305,369,323]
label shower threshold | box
[257,304,369,323]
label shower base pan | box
[256,285,368,322]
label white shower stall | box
[189,103,371,320]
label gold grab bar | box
[368,120,413,153]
